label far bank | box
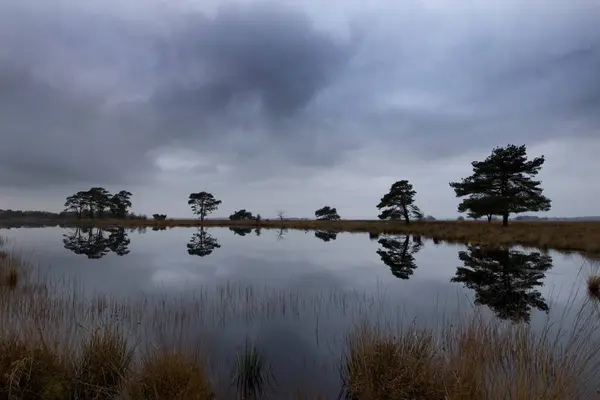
[0,218,599,256]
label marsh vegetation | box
[1,227,600,398]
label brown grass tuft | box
[0,335,72,399]
[74,327,134,399]
[127,349,213,400]
[342,315,598,400]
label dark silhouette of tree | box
[461,197,499,222]
[109,190,132,218]
[152,226,167,231]
[376,235,423,279]
[64,188,132,219]
[229,209,256,220]
[376,180,423,224]
[451,245,552,323]
[152,214,167,220]
[255,227,262,236]
[229,227,253,236]
[314,206,341,221]
[368,232,380,241]
[88,187,112,218]
[188,192,222,222]
[276,211,286,221]
[449,144,552,226]
[314,230,338,242]
[187,228,221,257]
[64,192,88,219]
[62,227,130,259]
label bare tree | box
[276,210,286,221]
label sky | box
[0,0,599,219]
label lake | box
[1,226,597,398]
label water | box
[1,226,597,397]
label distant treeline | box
[0,209,148,221]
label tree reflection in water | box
[451,245,552,323]
[314,231,338,242]
[376,235,423,279]
[229,227,253,236]
[187,228,221,257]
[63,227,131,259]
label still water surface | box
[1,226,596,397]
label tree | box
[64,188,116,219]
[451,245,552,323]
[109,190,132,219]
[152,214,167,220]
[64,192,87,219]
[276,211,286,221]
[459,196,502,223]
[314,206,341,221]
[449,144,551,226]
[188,192,222,222]
[376,180,422,224]
[229,209,255,220]
[88,187,111,218]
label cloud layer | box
[0,0,598,217]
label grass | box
[1,242,600,398]
[230,339,275,400]
[341,313,599,400]
[127,348,214,399]
[3,218,600,256]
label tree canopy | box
[376,180,423,224]
[64,188,133,219]
[188,192,222,222]
[449,144,551,226]
[229,209,256,221]
[314,206,341,221]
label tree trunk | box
[402,205,410,225]
[487,214,492,223]
[502,213,509,226]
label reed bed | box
[1,242,600,398]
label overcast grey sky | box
[0,0,598,219]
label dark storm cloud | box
[0,1,358,188]
[153,2,355,116]
[0,0,599,190]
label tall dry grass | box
[341,312,600,399]
[1,239,600,398]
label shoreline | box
[1,219,599,256]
